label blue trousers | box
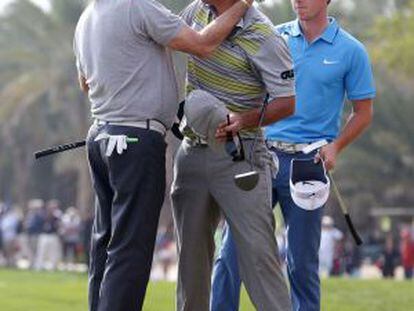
[211,149,323,311]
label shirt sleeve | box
[73,31,85,77]
[345,43,376,101]
[131,0,186,46]
[250,33,296,101]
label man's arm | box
[215,96,295,138]
[318,40,375,170]
[168,0,253,58]
[317,99,373,170]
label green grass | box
[0,269,413,310]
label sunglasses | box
[224,115,245,162]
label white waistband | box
[267,140,328,154]
[267,141,311,153]
[94,119,166,136]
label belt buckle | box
[269,141,299,153]
[285,144,297,153]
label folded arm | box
[216,96,295,138]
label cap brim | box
[207,105,229,152]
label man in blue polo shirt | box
[211,0,375,310]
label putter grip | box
[34,141,86,159]
[344,214,363,246]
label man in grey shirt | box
[73,0,253,310]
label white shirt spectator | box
[319,216,343,276]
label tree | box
[371,0,414,79]
[335,0,414,227]
[0,0,91,210]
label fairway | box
[0,269,412,311]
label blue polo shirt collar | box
[290,19,302,37]
[321,17,339,43]
[291,17,339,44]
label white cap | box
[289,158,330,211]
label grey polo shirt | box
[73,0,185,127]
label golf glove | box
[94,133,128,157]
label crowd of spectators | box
[0,199,93,270]
[1,199,413,281]
[316,216,414,280]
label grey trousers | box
[171,139,291,311]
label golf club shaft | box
[34,140,86,159]
[248,96,268,168]
[328,171,363,245]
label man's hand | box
[315,142,339,171]
[215,113,244,140]
[215,95,295,140]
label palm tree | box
[0,0,91,210]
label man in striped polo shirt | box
[171,1,295,310]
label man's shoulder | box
[245,6,272,24]
[75,4,93,38]
[336,27,368,54]
[274,20,297,36]
[182,0,206,23]
[77,3,93,26]
[240,7,278,43]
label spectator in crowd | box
[0,202,4,264]
[23,199,45,267]
[343,237,361,277]
[400,226,414,279]
[34,199,62,270]
[319,216,343,277]
[80,209,94,268]
[60,207,82,265]
[154,223,176,280]
[331,236,346,276]
[0,205,22,267]
[380,235,400,278]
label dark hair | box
[327,0,331,4]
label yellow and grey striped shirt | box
[181,1,295,139]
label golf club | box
[302,141,363,245]
[34,140,86,159]
[328,171,363,245]
[234,97,268,191]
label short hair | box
[328,0,331,4]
